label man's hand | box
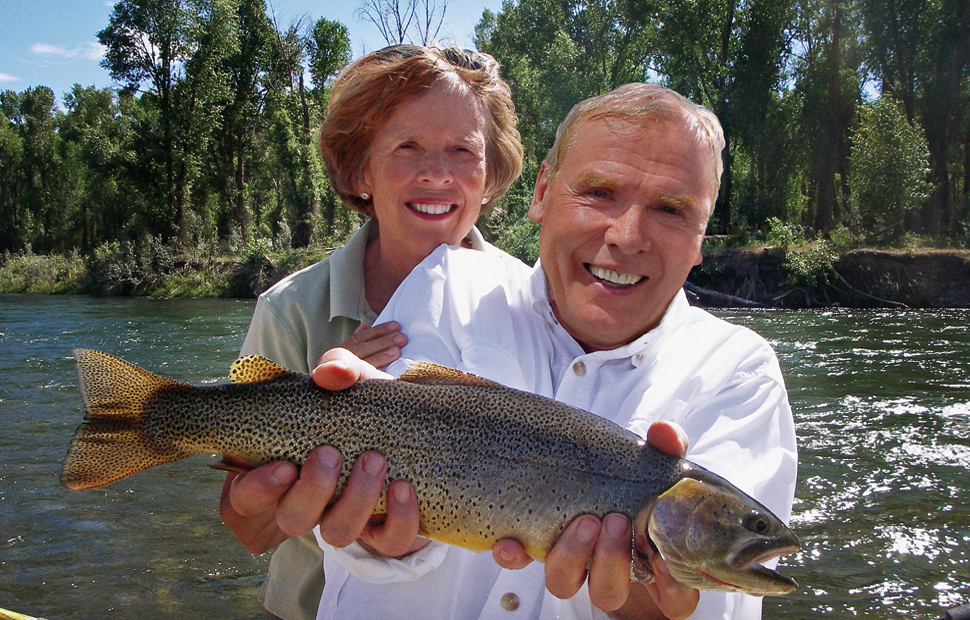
[491,420,698,619]
[338,322,407,369]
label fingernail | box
[267,462,294,487]
[576,517,600,543]
[604,514,629,539]
[316,445,341,471]
[362,452,385,476]
[385,346,400,357]
[392,333,407,346]
[392,481,411,504]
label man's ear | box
[694,244,704,267]
[528,162,551,223]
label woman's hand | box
[338,322,408,369]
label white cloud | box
[31,42,106,61]
[81,42,106,61]
[32,43,71,56]
[0,73,19,83]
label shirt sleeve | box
[240,294,310,372]
[679,341,797,620]
[679,340,797,522]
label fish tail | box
[61,348,191,490]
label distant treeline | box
[1,0,968,264]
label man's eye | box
[590,188,609,199]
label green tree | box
[849,95,933,234]
[99,0,201,241]
[789,0,865,233]
[58,85,129,250]
[0,92,26,251]
[861,0,970,234]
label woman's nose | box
[418,151,453,185]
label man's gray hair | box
[544,83,726,202]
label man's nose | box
[604,207,649,253]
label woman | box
[219,45,523,620]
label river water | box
[0,295,967,619]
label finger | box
[227,460,298,516]
[312,347,393,390]
[646,420,689,458]
[587,514,633,612]
[644,551,699,620]
[544,515,601,599]
[275,445,343,537]
[317,451,387,548]
[341,323,408,363]
[359,339,406,369]
[359,479,423,557]
[492,538,534,570]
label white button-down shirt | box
[315,245,797,620]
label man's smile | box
[586,264,645,287]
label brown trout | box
[61,348,799,596]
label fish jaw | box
[637,472,800,597]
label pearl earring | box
[361,192,370,200]
[482,197,489,204]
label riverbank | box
[687,247,970,308]
[2,243,969,308]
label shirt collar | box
[528,259,692,364]
[330,220,489,323]
[329,219,378,323]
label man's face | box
[528,115,715,352]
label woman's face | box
[359,79,490,261]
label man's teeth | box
[589,265,643,286]
[411,203,452,215]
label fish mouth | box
[586,264,645,287]
[717,542,800,593]
[634,535,799,595]
[409,202,456,216]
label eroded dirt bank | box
[686,248,970,308]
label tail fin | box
[61,349,191,490]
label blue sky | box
[0,0,503,108]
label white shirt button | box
[573,361,586,376]
[501,592,520,611]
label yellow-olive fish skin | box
[61,348,799,596]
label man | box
[229,83,797,620]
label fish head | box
[633,471,799,597]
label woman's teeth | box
[410,203,453,215]
[589,265,643,286]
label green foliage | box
[765,217,800,249]
[849,95,933,235]
[782,239,839,288]
[0,249,88,294]
[87,236,177,294]
[3,0,970,264]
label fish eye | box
[743,511,770,534]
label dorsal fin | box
[229,355,294,384]
[397,361,501,388]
